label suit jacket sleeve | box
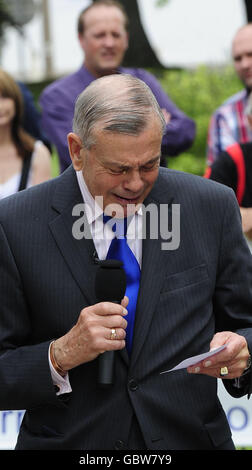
[0,222,66,411]
[213,189,252,398]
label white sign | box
[218,380,252,448]
[0,410,24,449]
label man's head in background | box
[232,23,252,90]
[77,0,129,78]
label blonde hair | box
[0,68,35,159]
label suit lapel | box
[48,166,97,306]
[130,175,174,368]
[48,167,130,366]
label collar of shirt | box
[76,170,142,266]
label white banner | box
[218,380,252,448]
[0,381,251,449]
[0,410,24,450]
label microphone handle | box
[98,351,115,388]
[98,300,120,388]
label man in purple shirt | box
[39,0,195,173]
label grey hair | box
[72,74,166,149]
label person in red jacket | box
[205,94,252,250]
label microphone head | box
[95,260,126,302]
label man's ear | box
[125,32,129,51]
[78,32,86,54]
[67,133,85,171]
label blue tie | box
[104,216,140,354]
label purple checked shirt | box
[39,65,196,172]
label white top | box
[0,141,42,200]
[0,172,23,200]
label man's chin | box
[242,78,252,90]
[104,199,143,218]
[97,62,120,75]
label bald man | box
[207,23,252,165]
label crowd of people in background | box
[1,0,252,251]
[39,0,195,172]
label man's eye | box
[141,163,157,172]
[94,33,105,39]
[109,168,126,175]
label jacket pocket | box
[161,263,209,293]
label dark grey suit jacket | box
[0,166,251,450]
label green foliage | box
[152,65,242,175]
[51,148,60,177]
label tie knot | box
[103,214,128,238]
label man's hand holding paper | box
[187,331,250,379]
[161,331,250,379]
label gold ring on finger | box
[110,328,117,340]
[220,366,228,377]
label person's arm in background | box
[30,142,52,186]
[18,81,51,153]
[240,208,252,239]
[206,110,237,166]
[39,86,73,173]
[134,69,196,157]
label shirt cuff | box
[48,343,72,395]
[233,367,251,389]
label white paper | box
[160,345,227,374]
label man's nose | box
[123,170,144,193]
[104,34,116,47]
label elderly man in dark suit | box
[0,74,251,451]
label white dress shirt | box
[76,170,143,265]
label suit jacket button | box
[114,440,127,450]
[129,378,139,391]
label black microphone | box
[95,259,126,387]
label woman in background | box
[0,68,51,199]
